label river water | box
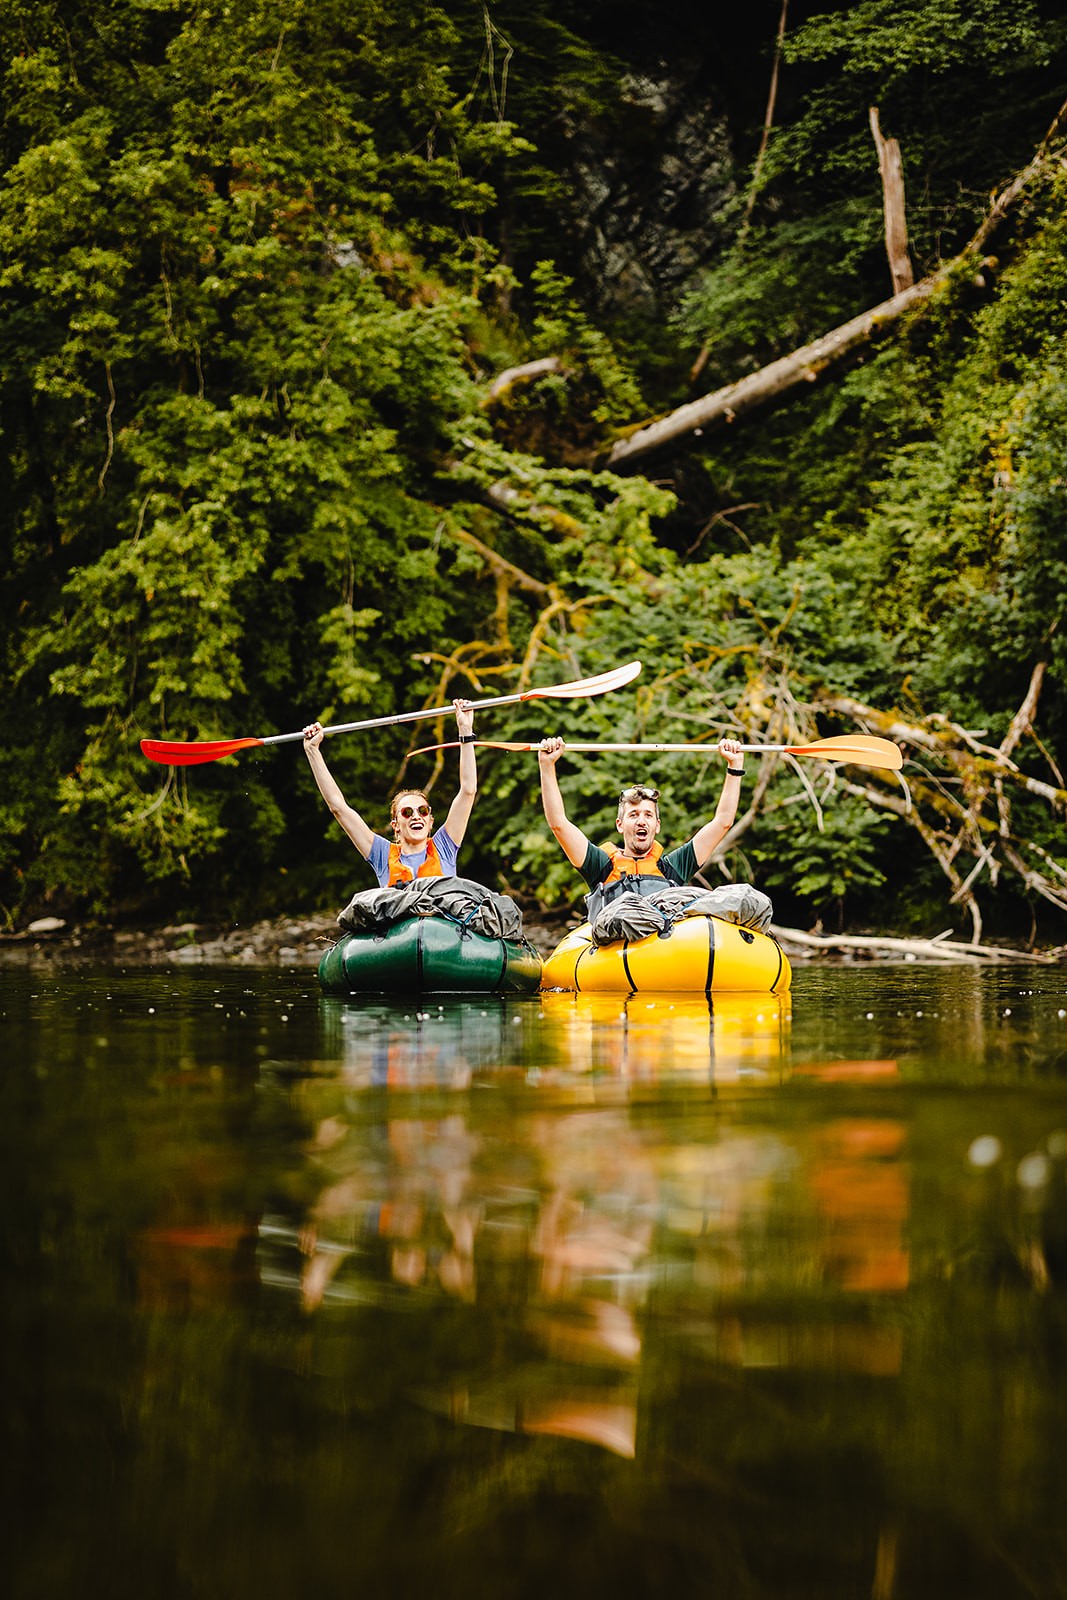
[5,960,1067,1598]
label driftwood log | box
[773,925,1064,965]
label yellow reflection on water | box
[537,990,791,1084]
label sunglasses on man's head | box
[619,785,659,806]
[398,803,432,820]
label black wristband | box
[725,766,744,777]
[459,734,476,744]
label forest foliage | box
[1,0,1066,941]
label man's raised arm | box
[538,738,592,870]
[689,738,745,867]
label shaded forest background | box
[2,0,1067,941]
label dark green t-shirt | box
[579,839,699,891]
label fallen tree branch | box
[823,674,1067,940]
[480,478,585,537]
[443,456,586,537]
[607,97,1067,472]
[483,356,563,406]
[772,925,1061,964]
[822,688,1067,809]
[606,257,1001,471]
[1000,658,1046,760]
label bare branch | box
[483,357,562,406]
[743,0,789,232]
[97,360,116,494]
[999,658,1045,759]
[608,270,950,469]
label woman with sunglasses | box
[537,734,745,914]
[302,699,477,887]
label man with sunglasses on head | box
[302,699,477,887]
[537,735,745,917]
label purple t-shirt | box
[366,825,460,888]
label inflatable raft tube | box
[540,913,790,995]
[318,915,543,996]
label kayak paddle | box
[412,733,903,771]
[140,661,643,767]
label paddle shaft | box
[430,740,894,755]
[258,688,565,745]
[553,738,902,770]
[554,743,869,753]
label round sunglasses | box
[398,802,432,820]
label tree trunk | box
[869,106,913,294]
[691,0,789,386]
[743,0,789,231]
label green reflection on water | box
[4,963,1067,1598]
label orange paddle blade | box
[140,736,265,766]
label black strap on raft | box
[585,866,684,925]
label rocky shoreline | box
[2,910,1055,971]
[0,907,570,969]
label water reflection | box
[259,1081,915,1452]
[537,990,791,1087]
[267,987,796,1452]
[314,988,793,1094]
[6,965,1067,1598]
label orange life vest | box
[388,836,444,886]
[601,841,667,885]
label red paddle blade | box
[518,661,641,700]
[783,736,902,770]
[140,737,265,766]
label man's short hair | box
[617,784,659,815]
